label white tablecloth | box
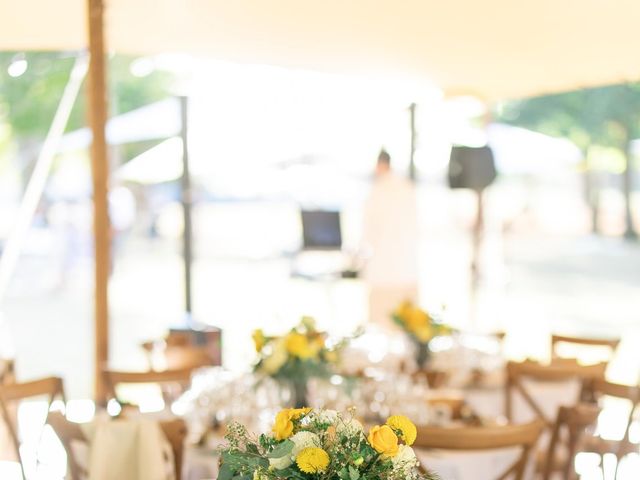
[417,446,535,480]
[81,418,175,480]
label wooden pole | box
[179,96,194,320]
[86,0,111,404]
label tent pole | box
[179,96,194,320]
[409,103,417,182]
[87,0,111,404]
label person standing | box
[362,149,419,329]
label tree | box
[0,51,174,183]
[497,85,640,239]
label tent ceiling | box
[2,0,639,100]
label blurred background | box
[1,51,638,402]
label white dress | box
[362,173,419,327]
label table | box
[80,417,175,480]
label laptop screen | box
[300,210,342,250]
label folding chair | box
[0,377,66,479]
[102,368,194,410]
[505,360,606,428]
[415,420,545,480]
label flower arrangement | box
[219,408,437,480]
[392,301,451,369]
[252,317,345,407]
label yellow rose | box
[310,334,325,353]
[286,333,315,359]
[324,349,339,363]
[405,309,429,331]
[290,407,312,419]
[394,300,412,317]
[262,338,288,374]
[272,409,295,440]
[252,329,266,352]
[296,447,330,473]
[367,425,399,456]
[412,324,433,343]
[386,415,417,446]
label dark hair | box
[377,149,391,166]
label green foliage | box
[253,317,345,385]
[220,410,439,480]
[0,52,80,138]
[496,83,640,151]
[0,51,174,141]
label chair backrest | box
[581,378,640,447]
[505,360,606,428]
[415,420,545,480]
[0,377,66,480]
[47,412,88,480]
[551,335,620,362]
[164,345,213,370]
[159,418,188,479]
[542,403,601,480]
[102,368,194,408]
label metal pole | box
[179,96,194,318]
[623,144,637,240]
[87,0,111,404]
[409,103,417,182]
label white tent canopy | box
[3,0,640,100]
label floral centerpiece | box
[392,301,451,369]
[219,407,437,480]
[252,317,344,408]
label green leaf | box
[348,465,360,480]
[222,451,268,469]
[217,463,234,480]
[266,439,294,458]
[278,467,307,479]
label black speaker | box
[448,145,497,190]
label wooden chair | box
[505,360,606,428]
[551,334,620,362]
[579,378,640,478]
[102,368,194,409]
[541,403,601,480]
[412,369,449,389]
[47,411,88,480]
[0,359,15,385]
[159,418,188,479]
[415,420,545,480]
[142,328,222,371]
[0,377,66,480]
[48,413,187,480]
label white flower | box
[314,409,338,424]
[392,445,418,474]
[269,431,320,470]
[290,431,320,456]
[337,417,363,435]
